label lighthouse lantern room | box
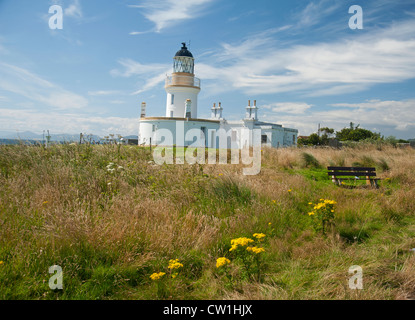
[165,43,201,119]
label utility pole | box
[46,130,51,148]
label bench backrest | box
[327,167,376,177]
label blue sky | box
[0,0,414,138]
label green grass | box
[0,144,415,300]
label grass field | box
[1,143,415,300]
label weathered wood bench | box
[327,166,380,188]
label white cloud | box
[111,59,170,94]
[262,99,415,137]
[65,0,83,19]
[0,108,138,136]
[129,0,214,32]
[129,31,153,36]
[0,63,88,110]
[262,102,312,114]
[88,90,122,96]
[111,59,169,77]
[295,0,341,28]
[194,18,415,97]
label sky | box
[0,0,414,139]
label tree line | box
[298,122,409,146]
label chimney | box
[252,100,258,120]
[141,102,147,118]
[218,102,223,119]
[211,103,217,119]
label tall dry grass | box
[0,143,414,300]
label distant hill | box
[0,131,102,142]
[2,131,42,140]
[0,131,141,143]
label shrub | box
[301,152,321,169]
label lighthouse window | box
[261,135,268,144]
[171,94,174,105]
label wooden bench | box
[327,166,380,188]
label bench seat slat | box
[332,177,381,181]
[327,167,376,171]
[328,172,376,177]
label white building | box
[138,43,298,149]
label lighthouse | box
[138,42,298,150]
[165,43,201,118]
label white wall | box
[139,119,298,149]
[165,87,200,118]
[139,119,220,147]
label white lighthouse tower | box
[165,43,201,118]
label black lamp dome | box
[175,42,193,58]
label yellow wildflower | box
[308,211,315,216]
[216,257,231,268]
[288,189,292,192]
[253,233,266,241]
[42,201,48,205]
[229,237,254,251]
[0,261,3,265]
[246,247,265,254]
[324,199,336,205]
[168,259,184,270]
[150,272,166,281]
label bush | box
[301,152,321,169]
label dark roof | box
[175,42,193,58]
